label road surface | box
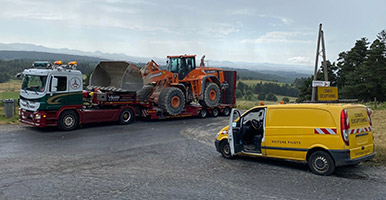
[0,117,385,199]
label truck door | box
[47,76,68,110]
[228,109,242,155]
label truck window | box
[57,77,67,91]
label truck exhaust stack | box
[89,61,143,92]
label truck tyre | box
[159,87,185,116]
[211,108,219,117]
[222,107,231,116]
[119,108,134,125]
[308,151,335,176]
[220,140,233,159]
[136,85,154,102]
[198,109,207,118]
[58,110,78,131]
[200,82,220,107]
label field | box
[368,108,386,165]
[238,79,287,86]
[0,79,21,124]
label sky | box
[0,0,385,68]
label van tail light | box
[340,109,350,146]
[366,107,373,126]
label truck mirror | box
[15,72,22,79]
[51,77,58,93]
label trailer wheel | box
[211,108,219,117]
[308,151,335,176]
[222,107,231,116]
[136,85,154,101]
[200,83,220,107]
[198,109,207,118]
[119,108,134,125]
[58,110,78,131]
[159,87,185,115]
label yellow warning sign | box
[317,87,338,101]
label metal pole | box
[321,30,328,81]
[311,24,322,102]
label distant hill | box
[0,50,103,62]
[0,49,310,83]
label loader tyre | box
[136,85,154,101]
[159,87,185,115]
[200,82,220,107]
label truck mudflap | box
[329,149,375,166]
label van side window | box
[57,77,67,91]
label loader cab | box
[167,55,196,80]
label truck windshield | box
[21,75,47,92]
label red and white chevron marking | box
[349,126,373,135]
[314,128,337,135]
[142,109,148,117]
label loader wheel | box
[159,87,185,115]
[136,85,154,101]
[58,110,78,131]
[200,83,220,107]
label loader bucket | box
[89,61,143,92]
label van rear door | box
[346,107,374,159]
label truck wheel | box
[220,140,233,159]
[308,151,335,176]
[211,108,219,117]
[222,107,231,116]
[200,83,220,107]
[119,108,134,125]
[58,110,78,131]
[198,109,207,118]
[159,87,185,116]
[136,85,154,101]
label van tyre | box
[220,141,233,159]
[58,110,78,131]
[119,108,134,125]
[159,87,185,116]
[200,83,220,107]
[308,151,335,176]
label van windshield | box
[22,75,47,92]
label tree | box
[266,93,277,101]
[257,93,266,101]
[282,97,290,103]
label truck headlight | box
[35,114,41,120]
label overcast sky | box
[0,0,385,67]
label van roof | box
[250,103,366,111]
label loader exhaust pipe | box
[89,61,143,92]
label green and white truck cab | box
[19,61,84,128]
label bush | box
[282,97,290,103]
[266,93,277,101]
[258,93,266,100]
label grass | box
[366,109,386,166]
[0,104,19,125]
[0,79,22,92]
[0,79,21,124]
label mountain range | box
[0,42,312,83]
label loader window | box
[168,57,180,73]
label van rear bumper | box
[330,150,375,167]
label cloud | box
[200,23,240,38]
[241,31,313,44]
[229,9,293,25]
[288,56,313,65]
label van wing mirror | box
[51,77,58,93]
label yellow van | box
[214,104,375,175]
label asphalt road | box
[0,117,385,200]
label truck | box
[18,59,236,131]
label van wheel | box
[220,141,233,159]
[58,110,78,131]
[211,108,219,117]
[308,151,335,176]
[119,108,134,125]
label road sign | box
[317,87,338,101]
[312,80,330,87]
